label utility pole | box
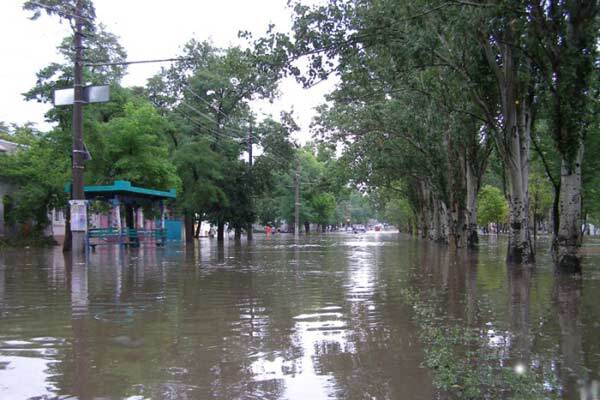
[70,0,87,254]
[294,156,301,238]
[247,119,253,240]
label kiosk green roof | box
[64,180,176,200]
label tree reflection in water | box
[0,234,598,399]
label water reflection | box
[554,274,586,399]
[0,235,598,399]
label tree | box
[147,40,284,242]
[0,131,69,236]
[310,192,336,231]
[383,197,415,233]
[478,185,509,234]
[529,170,553,242]
[526,0,599,271]
[89,100,180,190]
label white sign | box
[54,85,110,106]
[69,200,88,231]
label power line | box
[173,108,245,149]
[175,107,294,164]
[178,93,249,136]
[178,100,248,138]
[83,57,195,67]
[183,85,232,121]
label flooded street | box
[0,233,599,399]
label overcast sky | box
[0,0,333,143]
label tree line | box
[1,0,598,274]
[273,0,599,272]
[0,0,376,245]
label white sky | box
[0,0,335,143]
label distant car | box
[352,224,366,233]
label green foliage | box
[383,197,414,232]
[310,192,336,228]
[401,287,558,399]
[89,101,180,190]
[348,191,374,225]
[477,185,508,227]
[0,134,69,233]
[529,171,553,224]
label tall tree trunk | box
[184,212,194,245]
[505,152,534,263]
[194,220,201,238]
[432,199,449,243]
[465,163,479,249]
[234,225,242,241]
[448,201,466,248]
[482,34,535,264]
[552,146,583,272]
[63,205,72,252]
[217,220,225,242]
[503,79,535,263]
[304,221,310,234]
[247,222,253,241]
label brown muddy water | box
[0,233,599,399]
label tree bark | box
[481,31,535,264]
[217,220,225,242]
[505,153,534,263]
[63,205,72,252]
[432,199,449,243]
[247,222,253,241]
[552,146,583,273]
[502,75,535,263]
[465,160,480,249]
[194,220,201,238]
[184,212,194,245]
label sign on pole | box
[69,200,88,231]
[54,85,110,106]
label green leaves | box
[0,131,69,232]
[477,185,508,227]
[92,101,180,190]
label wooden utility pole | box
[70,0,86,254]
[294,156,301,237]
[247,120,253,240]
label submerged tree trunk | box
[465,161,481,249]
[184,212,195,245]
[482,32,535,264]
[217,220,225,242]
[63,205,72,252]
[504,80,535,263]
[505,145,534,264]
[448,199,466,248]
[552,146,583,273]
[247,223,253,241]
[194,220,201,238]
[431,199,449,243]
[304,221,310,234]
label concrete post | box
[111,197,122,230]
[160,202,166,245]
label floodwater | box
[0,233,599,399]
